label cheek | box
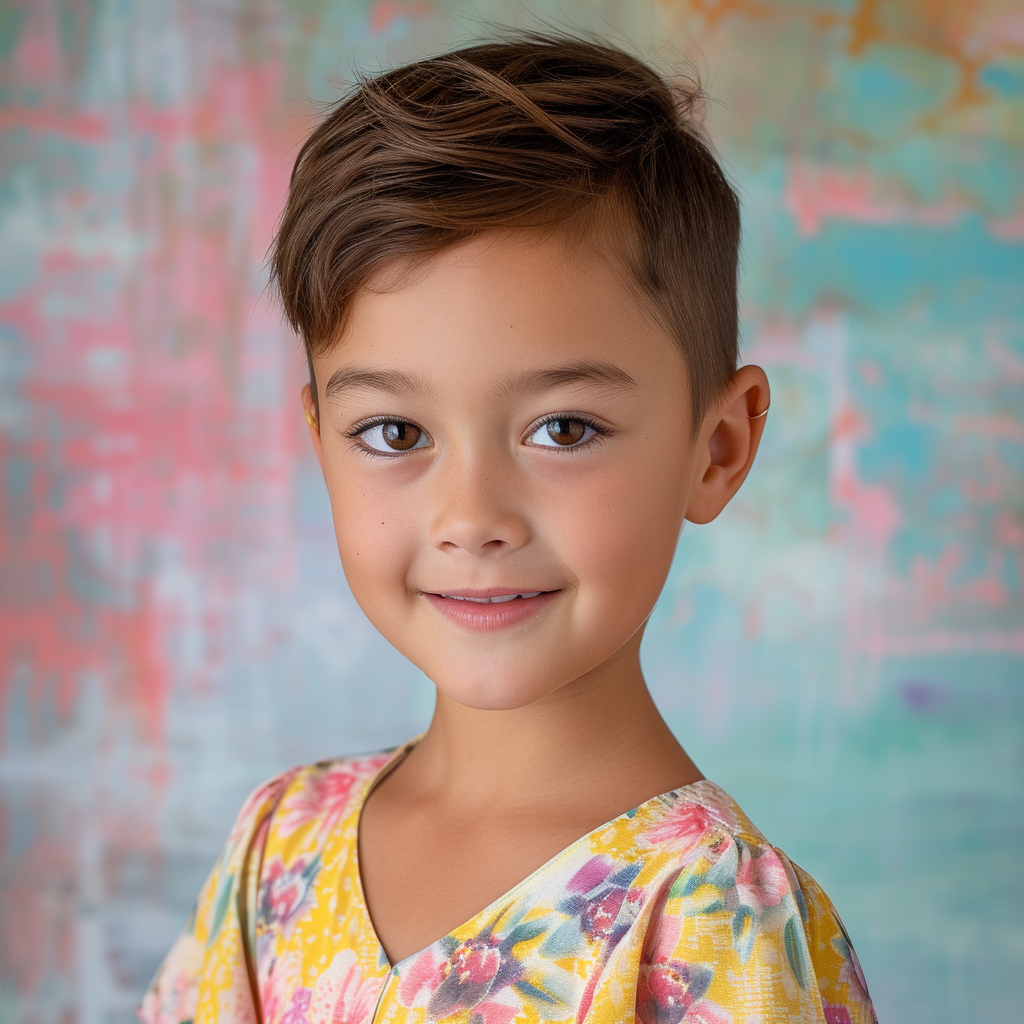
[547,457,686,605]
[325,471,417,605]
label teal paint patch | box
[823,43,960,143]
[980,60,1024,99]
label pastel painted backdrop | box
[1,1,1021,1021]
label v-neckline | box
[348,739,719,972]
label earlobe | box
[301,384,325,469]
[685,365,770,525]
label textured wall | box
[0,1,1021,1021]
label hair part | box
[271,33,741,426]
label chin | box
[432,665,563,712]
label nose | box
[427,450,530,556]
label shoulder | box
[189,747,399,940]
[630,781,876,1022]
[220,747,396,842]
[630,779,769,860]
[258,747,398,840]
[634,780,832,929]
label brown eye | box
[382,422,422,450]
[526,416,600,450]
[545,419,586,446]
[356,420,430,454]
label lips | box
[423,588,559,631]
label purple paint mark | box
[898,679,952,713]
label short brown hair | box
[271,34,740,424]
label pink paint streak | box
[988,199,1024,240]
[369,0,434,35]
[785,160,967,236]
[0,14,307,1013]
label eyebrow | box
[323,366,431,402]
[493,360,639,399]
[322,359,639,404]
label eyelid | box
[344,414,421,437]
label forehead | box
[316,231,683,391]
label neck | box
[405,633,701,813]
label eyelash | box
[343,413,613,458]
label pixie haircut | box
[272,35,740,426]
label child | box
[141,35,876,1024]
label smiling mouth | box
[422,589,560,630]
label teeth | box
[442,592,543,603]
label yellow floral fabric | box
[140,742,876,1024]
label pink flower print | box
[259,856,319,929]
[279,987,311,1024]
[643,800,735,851]
[566,856,615,894]
[824,1005,852,1024]
[397,949,447,1007]
[228,768,302,843]
[560,858,642,947]
[311,950,382,1024]
[735,847,789,910]
[581,887,627,941]
[427,936,510,1019]
[643,903,684,967]
[276,764,362,837]
[448,937,502,986]
[260,952,307,1024]
[637,959,717,1024]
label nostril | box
[428,493,530,554]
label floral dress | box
[140,741,876,1024]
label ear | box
[302,383,325,470]
[685,365,770,525]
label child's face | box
[306,232,754,711]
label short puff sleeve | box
[138,769,299,1024]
